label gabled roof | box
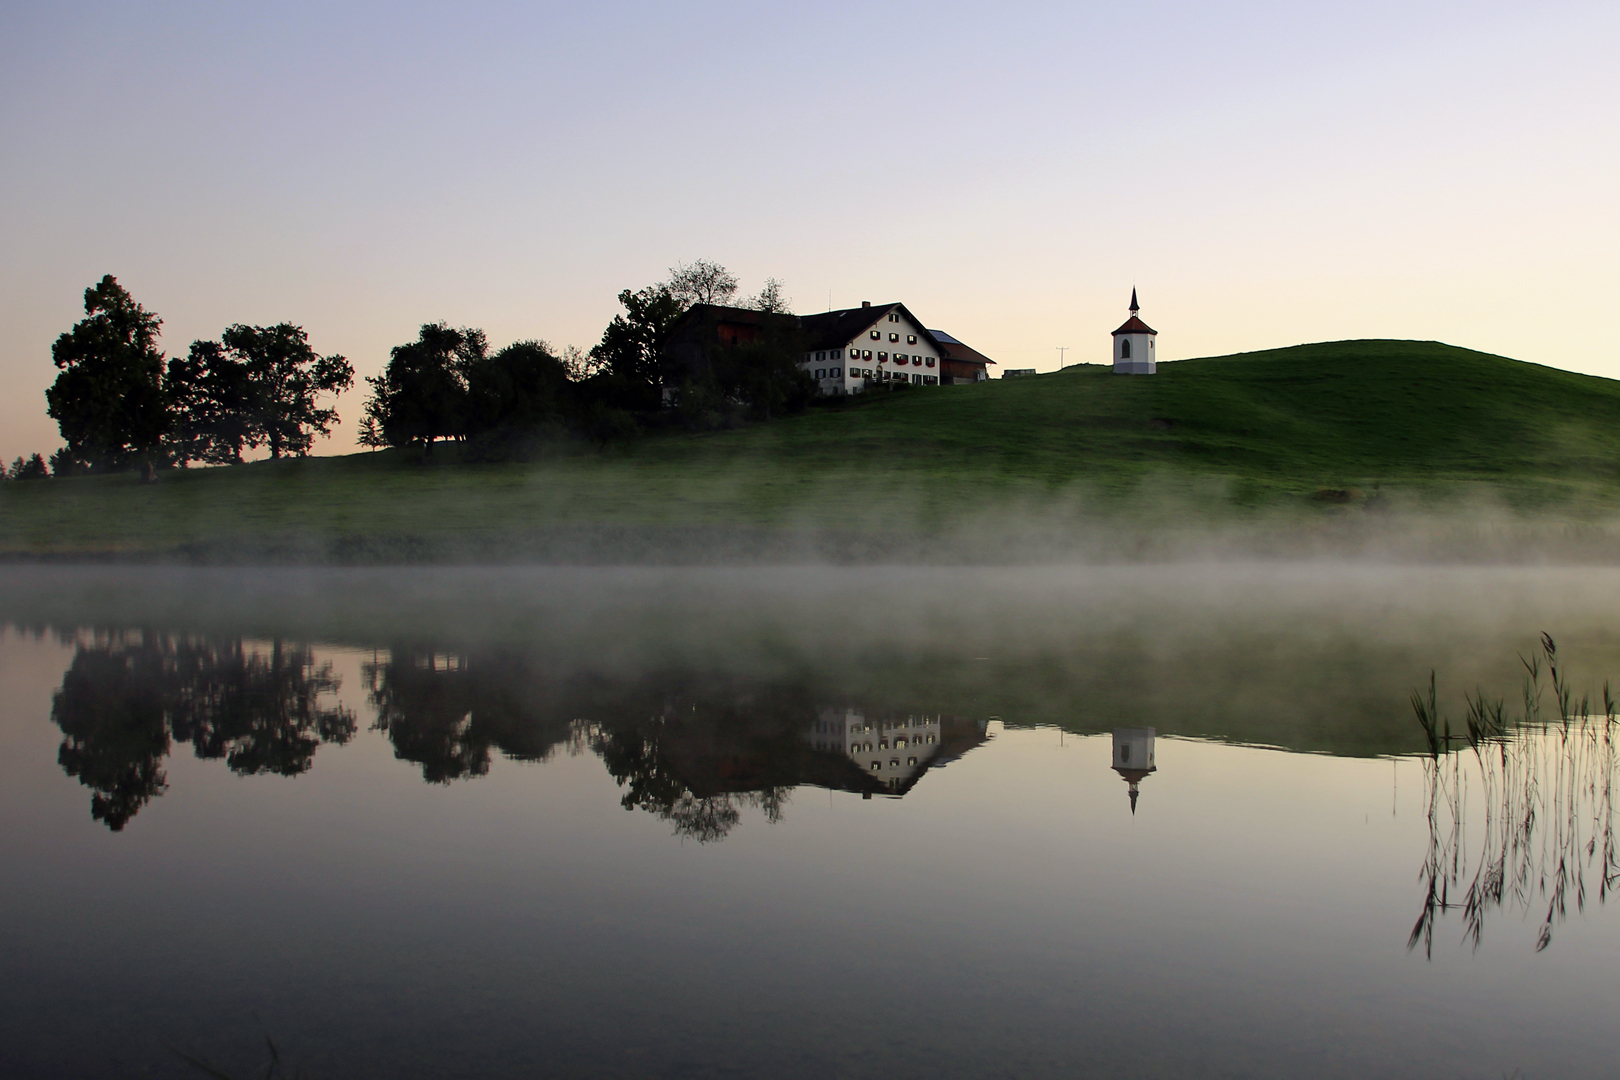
[800,303,947,354]
[666,302,798,336]
[1112,315,1157,336]
[929,332,997,367]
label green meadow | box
[6,338,1620,560]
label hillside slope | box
[5,339,1620,557]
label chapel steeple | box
[1111,289,1158,375]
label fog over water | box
[2,563,1618,1078]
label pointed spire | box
[1129,288,1139,314]
[1128,780,1139,814]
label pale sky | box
[2,0,1616,462]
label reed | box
[1407,635,1620,956]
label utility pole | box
[1056,346,1069,368]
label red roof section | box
[1111,315,1157,336]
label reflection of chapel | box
[1111,727,1158,813]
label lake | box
[1,564,1617,1079]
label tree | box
[7,454,49,480]
[748,278,791,313]
[463,340,577,449]
[219,323,353,458]
[164,340,255,464]
[665,259,738,307]
[362,323,484,451]
[586,285,684,413]
[46,275,169,473]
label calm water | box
[2,565,1618,1079]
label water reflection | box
[52,631,354,830]
[1111,727,1157,814]
[47,636,995,839]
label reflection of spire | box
[1111,727,1157,815]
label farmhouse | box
[658,300,996,401]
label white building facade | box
[1112,289,1158,375]
[800,303,945,395]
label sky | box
[1,0,1616,462]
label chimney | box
[861,300,870,307]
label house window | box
[912,374,922,384]
[833,348,842,359]
[870,330,881,340]
[895,353,906,362]
[862,350,871,359]
[816,369,825,380]
[907,335,916,344]
[871,761,881,771]
[832,367,841,378]
[889,333,899,342]
[1120,339,1131,359]
[889,313,899,322]
[817,351,826,361]
[925,357,935,367]
[925,376,936,385]
[878,352,887,362]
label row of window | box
[809,349,846,362]
[871,757,920,771]
[845,350,934,367]
[849,720,935,732]
[851,736,935,752]
[857,371,936,385]
[870,330,919,345]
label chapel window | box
[1120,339,1131,359]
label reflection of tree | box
[1409,636,1620,956]
[51,632,354,830]
[54,634,171,831]
[169,639,354,775]
[364,649,577,783]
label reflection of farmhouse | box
[660,301,994,400]
[1111,727,1158,814]
[804,707,992,797]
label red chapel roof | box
[1111,315,1157,336]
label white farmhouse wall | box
[800,307,943,395]
[804,708,942,793]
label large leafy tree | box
[463,340,577,437]
[361,323,486,451]
[219,323,353,458]
[46,275,169,473]
[586,285,684,412]
[164,340,255,465]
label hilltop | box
[6,339,1620,561]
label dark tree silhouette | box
[463,340,577,445]
[166,638,355,776]
[218,323,353,458]
[53,634,172,831]
[46,276,169,473]
[586,286,684,413]
[52,634,355,829]
[6,454,50,480]
[164,339,255,464]
[361,324,485,452]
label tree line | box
[42,275,353,476]
[30,260,812,476]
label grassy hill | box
[6,339,1620,559]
